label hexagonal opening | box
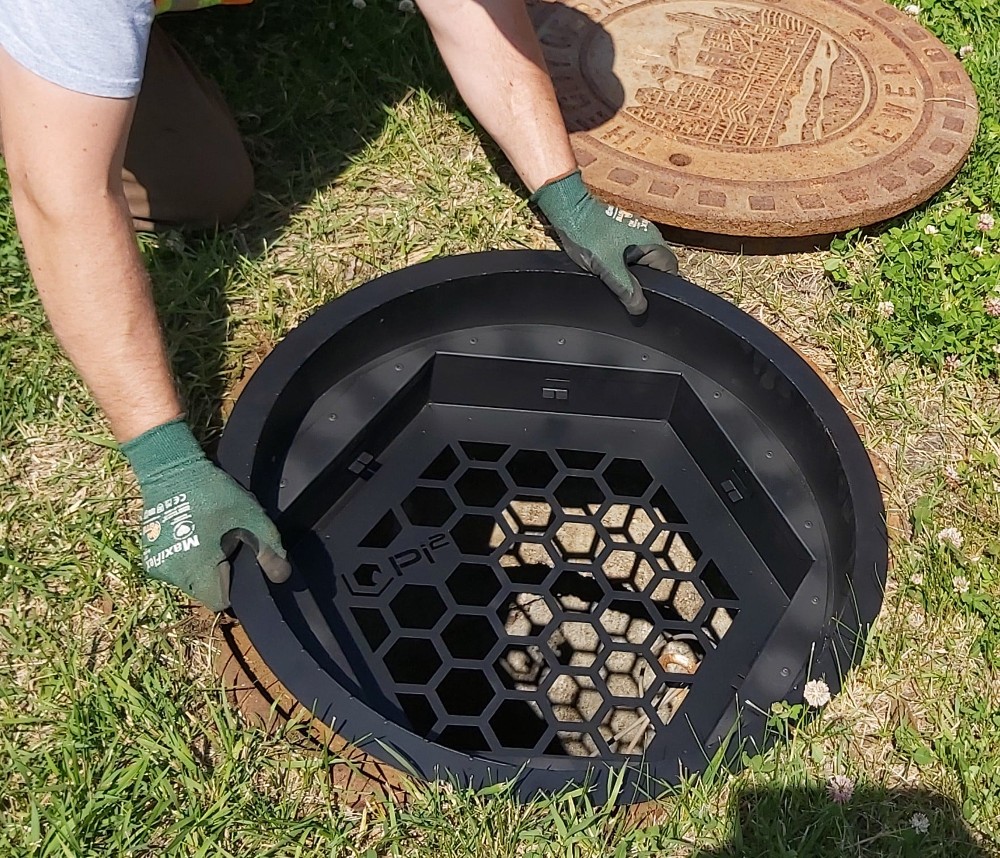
[700,559,738,601]
[502,497,555,536]
[547,673,605,725]
[556,449,605,470]
[599,601,655,645]
[490,699,549,750]
[496,644,549,690]
[506,450,558,489]
[553,475,605,516]
[420,446,461,481]
[553,729,603,757]
[360,510,402,548]
[549,620,602,667]
[601,650,657,697]
[441,614,498,660]
[352,606,391,651]
[446,562,502,607]
[455,468,509,508]
[451,513,505,556]
[554,521,605,564]
[436,724,491,753]
[401,486,456,528]
[498,539,555,585]
[649,529,701,574]
[651,634,704,677]
[398,692,437,734]
[602,458,653,498]
[552,568,603,612]
[459,441,508,463]
[702,606,739,648]
[600,548,658,593]
[436,668,495,716]
[603,706,657,755]
[384,638,441,685]
[649,486,686,525]
[390,584,448,629]
[651,578,706,622]
[500,591,555,637]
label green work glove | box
[121,418,290,611]
[532,170,679,315]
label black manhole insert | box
[218,250,887,803]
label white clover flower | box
[986,297,1000,317]
[826,774,855,804]
[944,354,961,371]
[937,527,964,549]
[972,245,985,257]
[911,812,930,833]
[911,572,924,586]
[953,575,970,594]
[924,224,939,235]
[994,344,1000,356]
[351,0,366,8]
[903,3,920,14]
[978,212,995,232]
[959,45,974,59]
[398,0,415,10]
[803,678,832,708]
[877,300,895,318]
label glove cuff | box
[121,418,207,484]
[530,169,589,221]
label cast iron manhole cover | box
[529,0,977,237]
[218,252,887,803]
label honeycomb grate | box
[345,444,740,757]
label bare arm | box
[416,0,577,192]
[0,48,181,443]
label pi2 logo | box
[349,533,451,595]
[389,532,450,575]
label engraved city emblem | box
[529,0,977,236]
[623,6,867,149]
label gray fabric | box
[0,0,153,98]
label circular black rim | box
[218,250,887,803]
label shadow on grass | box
[685,783,992,858]
[145,0,617,441]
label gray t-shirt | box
[0,0,153,98]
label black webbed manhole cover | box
[218,251,887,804]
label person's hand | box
[122,418,290,611]
[531,170,679,315]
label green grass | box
[826,2,1000,373]
[2,0,1000,854]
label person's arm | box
[416,0,678,312]
[0,48,181,441]
[0,48,288,609]
[415,0,574,193]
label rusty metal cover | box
[529,0,978,237]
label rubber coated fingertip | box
[636,246,679,275]
[257,546,292,584]
[622,286,648,316]
[207,561,233,612]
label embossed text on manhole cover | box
[529,0,978,236]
